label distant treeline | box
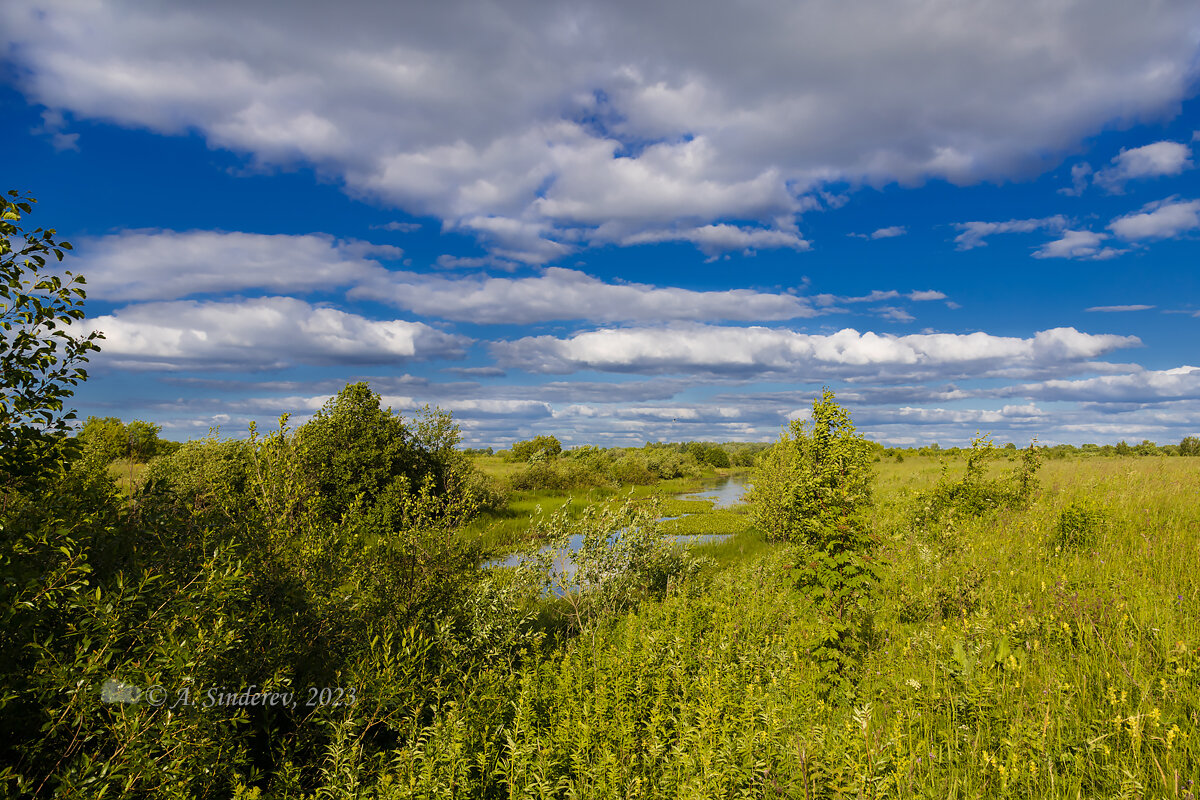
[79,416,1199,471]
[884,436,1200,459]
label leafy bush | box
[0,190,102,493]
[749,390,874,545]
[610,453,655,485]
[911,435,1041,530]
[509,457,614,490]
[508,435,563,462]
[532,497,700,631]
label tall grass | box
[363,454,1198,798]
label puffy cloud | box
[850,225,907,239]
[876,307,916,323]
[5,0,1199,259]
[491,323,1139,376]
[953,216,1067,250]
[70,228,829,324]
[1093,141,1193,192]
[86,297,469,370]
[353,266,818,324]
[1108,197,1200,240]
[75,230,392,300]
[1032,229,1125,260]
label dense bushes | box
[0,380,524,797]
[910,434,1041,530]
[506,434,563,462]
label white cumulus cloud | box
[953,216,1067,250]
[1033,229,1125,260]
[75,230,392,300]
[86,297,469,370]
[491,323,1139,377]
[1093,141,1193,193]
[352,266,819,324]
[1108,197,1200,240]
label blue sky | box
[3,0,1200,448]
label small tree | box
[1,191,103,494]
[1181,436,1200,457]
[124,420,162,462]
[749,389,877,696]
[750,390,874,546]
[509,434,562,462]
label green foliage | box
[509,457,614,491]
[685,441,731,468]
[78,415,166,463]
[504,442,710,491]
[749,389,878,697]
[749,390,874,545]
[508,434,563,462]
[1051,497,1106,551]
[78,414,126,461]
[912,434,1042,530]
[0,190,103,493]
[533,497,699,632]
[125,419,162,461]
[1180,435,1200,456]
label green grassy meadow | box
[347,451,1198,798]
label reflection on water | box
[488,476,752,586]
[676,476,752,509]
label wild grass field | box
[371,452,1198,799]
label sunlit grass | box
[387,453,1199,797]
[106,458,149,496]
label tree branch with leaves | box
[1,190,103,494]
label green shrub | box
[509,457,613,491]
[508,435,563,462]
[749,389,877,696]
[911,435,1041,530]
[611,453,656,485]
[531,497,700,631]
[1051,498,1106,551]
